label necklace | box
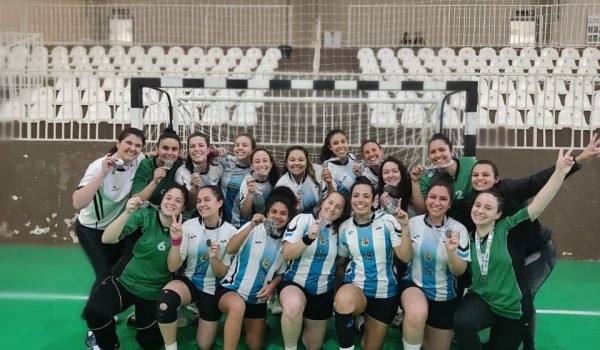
[474,227,494,285]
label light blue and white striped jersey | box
[338,213,402,298]
[220,224,285,304]
[275,165,326,216]
[219,155,251,228]
[361,166,379,189]
[179,217,237,295]
[323,154,357,197]
[403,215,471,301]
[174,162,224,190]
[282,214,338,295]
[239,173,274,216]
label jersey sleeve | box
[238,175,251,204]
[419,174,432,196]
[119,209,146,239]
[174,164,191,190]
[180,219,194,261]
[283,214,309,244]
[132,158,153,195]
[504,207,531,229]
[218,224,238,267]
[77,158,103,188]
[337,222,350,258]
[453,220,471,262]
[385,214,402,247]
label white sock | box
[402,339,422,350]
[340,346,354,350]
[165,342,177,350]
[284,346,297,350]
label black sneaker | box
[84,330,98,349]
[126,313,136,328]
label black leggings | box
[523,240,556,350]
[83,276,164,350]
[453,293,528,350]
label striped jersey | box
[275,165,326,215]
[218,155,251,227]
[77,153,144,230]
[361,166,379,188]
[323,154,357,197]
[338,213,402,298]
[282,214,338,295]
[220,224,285,304]
[403,215,471,301]
[179,217,237,295]
[239,173,274,216]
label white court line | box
[1,292,600,316]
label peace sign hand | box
[556,149,575,175]
[170,213,183,240]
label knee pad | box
[155,289,181,323]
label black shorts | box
[215,284,267,319]
[278,281,334,320]
[398,279,459,330]
[174,275,221,322]
[365,295,398,325]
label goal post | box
[129,77,478,164]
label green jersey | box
[419,156,477,223]
[117,208,173,300]
[469,207,530,319]
[132,156,183,205]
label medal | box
[475,227,494,287]
[480,275,488,284]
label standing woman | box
[217,186,297,350]
[220,133,255,227]
[156,185,237,350]
[174,132,224,214]
[353,139,385,187]
[239,148,279,220]
[276,146,326,215]
[279,191,350,350]
[377,157,412,214]
[411,133,477,224]
[132,131,183,205]
[83,183,189,350]
[320,129,357,196]
[73,127,146,291]
[453,150,575,350]
[334,177,412,350]
[398,178,470,350]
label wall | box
[0,141,599,259]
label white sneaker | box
[267,294,283,315]
[391,307,404,327]
[355,315,365,333]
[176,306,190,328]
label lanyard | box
[474,228,494,284]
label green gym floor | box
[0,245,598,349]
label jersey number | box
[157,242,166,251]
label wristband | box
[302,235,316,246]
[171,237,182,246]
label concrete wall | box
[0,141,599,259]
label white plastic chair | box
[146,46,165,59]
[166,46,185,60]
[89,46,106,58]
[84,102,112,123]
[558,108,588,129]
[28,87,55,104]
[499,47,517,60]
[556,57,576,68]
[445,56,465,70]
[507,91,534,110]
[526,108,555,129]
[401,56,421,69]
[519,47,538,59]
[540,48,559,59]
[265,47,282,60]
[479,47,497,60]
[458,47,477,60]
[582,47,600,59]
[496,106,526,128]
[590,109,600,127]
[202,103,228,126]
[401,105,428,128]
[56,103,83,122]
[477,108,491,129]
[536,90,563,111]
[571,78,594,95]
[377,47,395,60]
[70,46,87,58]
[187,47,204,59]
[534,57,554,69]
[579,58,599,69]
[144,103,170,125]
[423,56,443,70]
[564,90,592,110]
[108,46,126,58]
[397,48,415,60]
[30,102,55,121]
[245,47,263,60]
[207,47,224,60]
[491,77,515,94]
[489,57,509,70]
[155,55,172,69]
[417,47,435,60]
[369,104,398,128]
[560,48,580,59]
[438,107,462,128]
[56,87,81,103]
[230,103,257,126]
[479,89,504,110]
[51,46,68,59]
[81,88,106,105]
[113,103,132,124]
[128,46,145,57]
[513,57,532,69]
[437,47,455,60]
[226,47,244,60]
[0,101,26,121]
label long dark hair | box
[282,146,319,186]
[184,132,218,173]
[157,130,181,150]
[196,184,225,215]
[161,182,190,208]
[251,148,280,187]
[265,186,297,229]
[319,129,348,163]
[108,127,145,155]
[377,157,411,212]
[428,133,453,153]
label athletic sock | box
[165,342,177,350]
[284,346,297,350]
[402,338,422,350]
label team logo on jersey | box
[423,251,432,261]
[199,253,209,262]
[360,236,370,247]
[261,257,271,269]
[319,235,326,245]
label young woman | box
[279,191,350,350]
[156,185,237,350]
[410,133,477,224]
[219,133,255,227]
[276,146,326,215]
[73,127,145,348]
[377,157,412,214]
[84,183,189,350]
[73,127,146,291]
[174,132,224,214]
[320,129,357,196]
[453,149,575,350]
[216,186,297,350]
[334,176,412,350]
[132,131,183,205]
[239,148,279,219]
[398,179,470,350]
[353,139,385,187]
[466,134,599,350]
